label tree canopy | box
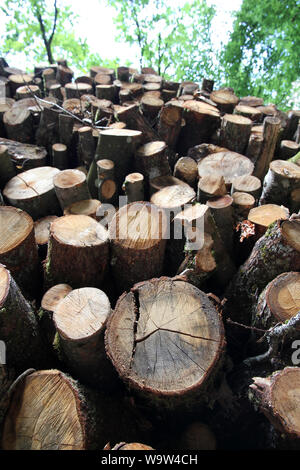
[222,0,300,108]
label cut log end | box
[0,206,33,255]
[51,214,108,247]
[266,272,300,324]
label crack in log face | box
[106,278,224,396]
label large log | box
[109,202,167,292]
[53,169,91,210]
[210,89,239,114]
[225,215,300,325]
[150,184,196,216]
[0,264,45,370]
[105,277,225,408]
[135,141,171,184]
[45,215,109,289]
[3,166,61,220]
[174,156,198,188]
[0,206,40,297]
[219,114,252,154]
[3,107,33,143]
[0,137,47,170]
[259,160,300,208]
[115,104,159,143]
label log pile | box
[0,56,300,451]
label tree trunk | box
[0,206,40,298]
[3,166,61,220]
[105,277,225,409]
[45,214,109,289]
[109,202,167,293]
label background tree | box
[109,0,218,82]
[222,0,300,108]
[0,0,118,73]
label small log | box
[234,104,262,122]
[8,73,33,97]
[0,144,16,189]
[49,83,63,101]
[197,175,227,203]
[39,283,72,345]
[198,151,254,187]
[3,166,61,220]
[34,215,58,259]
[64,199,102,220]
[210,89,239,114]
[135,141,171,184]
[53,169,91,210]
[239,96,264,107]
[282,110,300,141]
[36,106,60,151]
[157,101,183,149]
[161,89,177,102]
[149,175,188,197]
[248,204,289,239]
[246,133,264,165]
[253,272,300,331]
[231,174,261,201]
[249,368,300,443]
[122,173,144,203]
[96,159,117,204]
[94,73,112,86]
[115,104,159,143]
[0,264,44,370]
[78,126,95,166]
[174,156,198,188]
[51,143,68,170]
[0,137,47,170]
[15,85,41,101]
[0,206,40,297]
[3,107,33,143]
[253,117,281,180]
[225,216,300,325]
[53,287,113,387]
[105,277,225,408]
[219,114,252,154]
[141,95,163,120]
[90,65,115,79]
[150,184,196,215]
[96,84,115,102]
[45,215,109,289]
[109,202,167,292]
[65,82,92,99]
[206,195,234,255]
[56,64,73,86]
[178,100,220,154]
[58,113,74,148]
[202,78,214,93]
[279,140,300,160]
[259,160,300,207]
[231,192,255,220]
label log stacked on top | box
[0,55,300,450]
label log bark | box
[0,264,45,370]
[109,202,167,292]
[246,134,264,166]
[219,114,252,154]
[115,104,159,143]
[0,206,40,297]
[0,137,47,170]
[3,107,33,143]
[51,143,68,170]
[135,141,171,185]
[45,214,109,289]
[206,195,234,255]
[157,101,183,149]
[224,215,300,325]
[0,144,16,189]
[36,106,60,152]
[105,277,225,409]
[253,117,281,181]
[58,113,74,148]
[3,166,61,220]
[122,173,144,203]
[96,85,115,102]
[78,126,95,166]
[53,169,91,210]
[259,160,300,208]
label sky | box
[0,0,243,71]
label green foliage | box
[222,0,300,108]
[109,0,218,82]
[0,0,117,73]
